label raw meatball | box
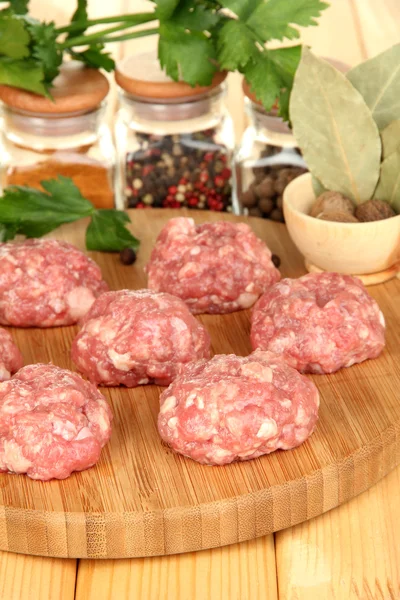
[0,364,112,480]
[146,218,281,314]
[0,328,23,381]
[0,239,108,327]
[71,289,211,387]
[158,350,319,465]
[251,272,385,374]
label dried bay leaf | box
[347,44,400,131]
[373,149,400,213]
[381,120,400,160]
[290,48,381,204]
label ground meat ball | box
[158,351,319,465]
[0,328,23,381]
[0,364,112,480]
[146,218,281,314]
[71,289,211,387]
[251,273,385,374]
[0,239,108,327]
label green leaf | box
[347,43,400,131]
[217,20,257,70]
[68,0,88,38]
[0,16,30,59]
[219,0,262,20]
[158,22,217,86]
[290,48,381,204]
[86,210,140,252]
[2,0,29,15]
[373,149,400,212]
[381,120,400,160]
[246,0,329,42]
[155,0,180,20]
[70,44,115,72]
[244,46,301,115]
[0,57,47,95]
[171,0,220,30]
[40,176,95,215]
[0,222,18,242]
[26,21,62,83]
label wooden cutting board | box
[1,209,400,559]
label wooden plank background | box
[2,1,400,598]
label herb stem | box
[55,13,156,34]
[98,28,159,44]
[59,22,147,49]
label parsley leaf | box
[171,0,220,31]
[0,16,30,59]
[1,0,29,15]
[217,20,257,71]
[244,46,301,119]
[219,0,262,20]
[246,0,329,42]
[26,20,62,83]
[68,0,88,38]
[158,22,217,86]
[69,44,115,72]
[0,57,47,95]
[155,0,180,20]
[86,211,139,252]
[0,177,140,253]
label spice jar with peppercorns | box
[114,52,235,212]
[0,63,117,209]
[233,80,308,223]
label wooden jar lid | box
[0,63,110,114]
[115,52,227,102]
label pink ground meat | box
[0,239,108,327]
[146,218,281,314]
[0,328,23,381]
[158,350,319,465]
[251,272,385,374]
[71,289,211,387]
[0,364,112,480]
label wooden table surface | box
[2,0,400,598]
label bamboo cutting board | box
[1,209,400,559]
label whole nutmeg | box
[240,188,258,208]
[317,211,359,223]
[274,178,287,196]
[248,207,263,217]
[276,195,283,210]
[258,197,274,214]
[311,191,355,218]
[255,177,275,198]
[355,199,396,222]
[270,208,284,222]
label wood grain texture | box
[276,464,400,600]
[75,535,277,600]
[0,209,398,559]
[0,552,76,600]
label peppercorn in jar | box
[114,52,235,212]
[0,63,117,209]
[233,80,308,223]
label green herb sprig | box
[0,0,329,120]
[0,176,140,252]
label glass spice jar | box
[0,63,117,209]
[114,52,235,212]
[233,81,308,223]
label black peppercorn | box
[120,247,137,265]
[271,254,281,268]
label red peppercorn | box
[204,152,214,162]
[179,177,187,185]
[136,202,145,208]
[188,197,199,207]
[194,182,203,190]
[214,175,224,187]
[142,165,154,177]
[168,185,178,194]
[199,172,209,183]
[221,167,231,180]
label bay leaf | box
[373,148,400,212]
[290,48,381,204]
[347,44,400,131]
[381,120,400,160]
[312,175,326,197]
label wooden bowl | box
[283,173,400,284]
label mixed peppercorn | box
[125,131,232,211]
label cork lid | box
[0,62,110,115]
[115,52,227,102]
[243,56,350,106]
